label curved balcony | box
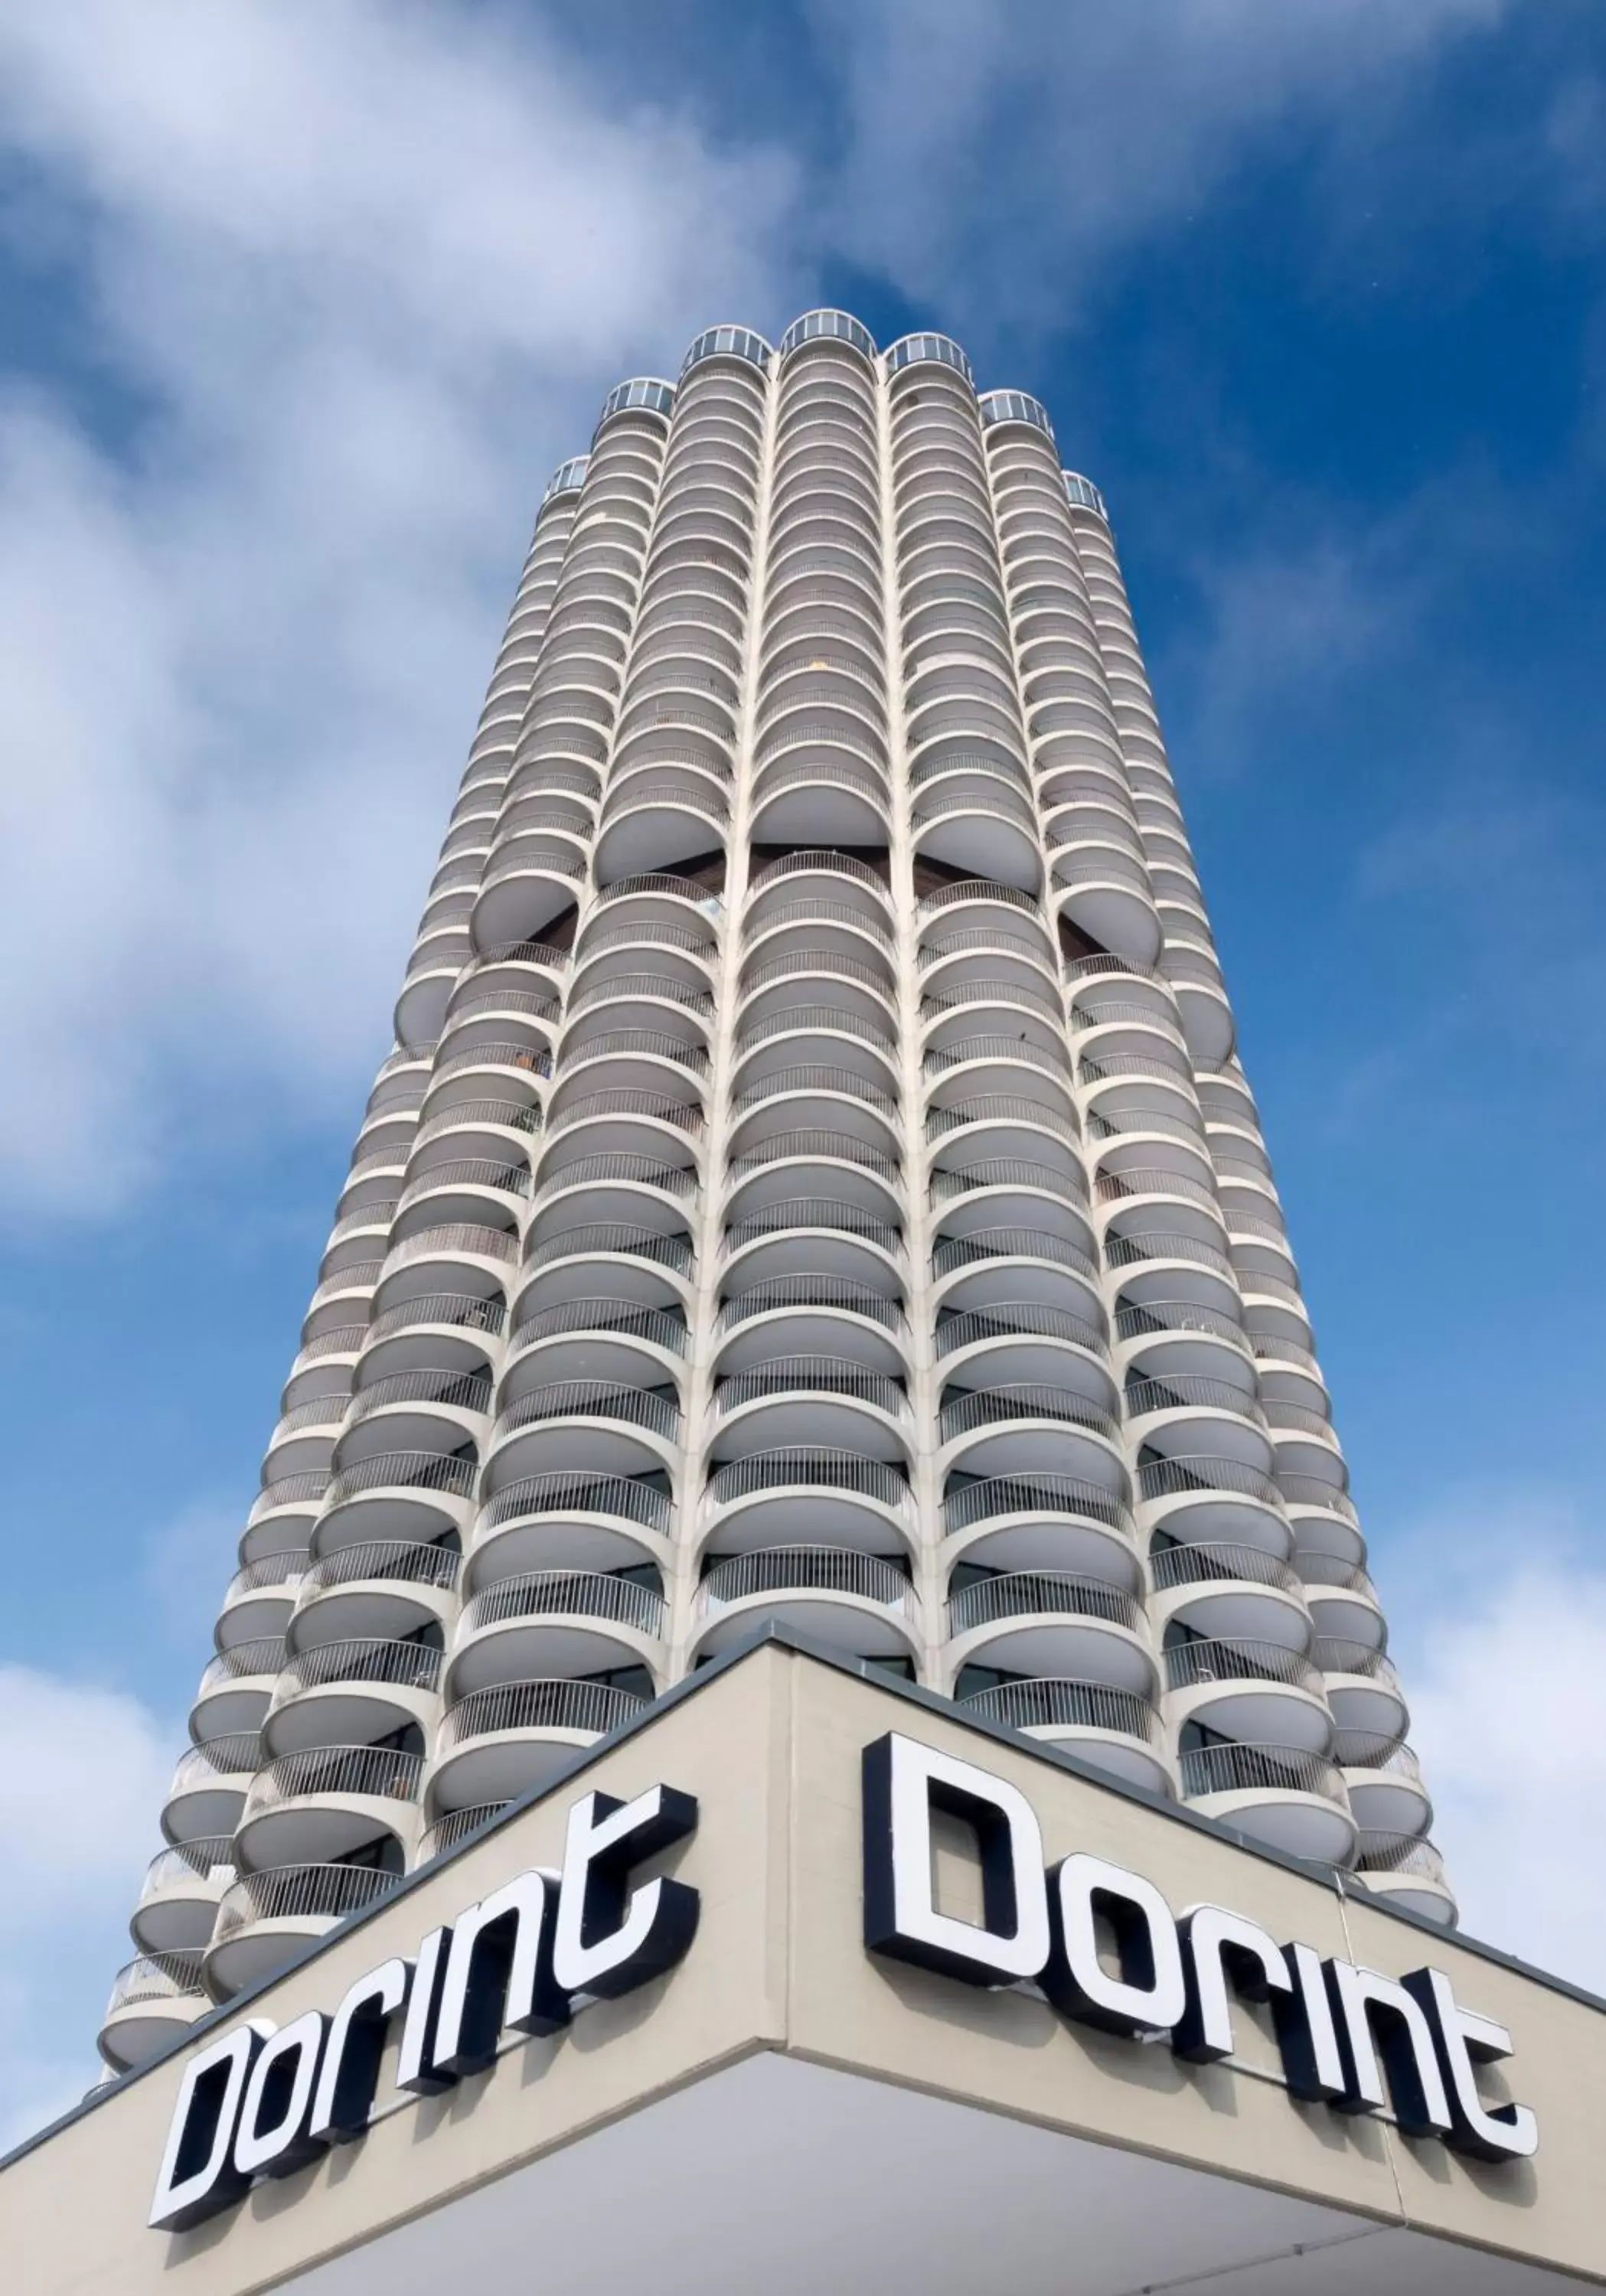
[354,1290,506,1388]
[700,1446,915,1557]
[1049,843,1160,968]
[934,1298,1108,1400]
[1298,1552,1386,1655]
[292,1537,462,1649]
[710,1354,911,1462]
[426,1678,651,1814]
[504,1292,689,1400]
[1353,1832,1457,1924]
[1148,1539,1308,1655]
[1337,1737,1433,1839]
[162,1733,261,1845]
[1163,1634,1330,1750]
[335,1365,492,1472]
[720,1195,904,1301]
[750,742,890,849]
[514,1224,694,1328]
[481,1376,683,1489]
[958,1677,1170,1795]
[1315,1638,1409,1746]
[206,1862,401,1999]
[217,1548,305,1646]
[130,1838,235,1956]
[938,1382,1124,1495]
[911,772,1042,893]
[315,1449,478,1550]
[1178,1741,1356,1865]
[472,1468,673,1581]
[99,1952,207,2072]
[945,1571,1151,1692]
[263,1635,443,1756]
[690,1545,919,1662]
[715,1274,909,1378]
[234,1743,424,1875]
[189,1639,284,1743]
[416,1802,510,1862]
[449,1570,665,1696]
[470,838,589,955]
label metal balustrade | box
[948,1572,1142,1636]
[1356,1831,1447,1881]
[214,1864,400,1942]
[929,1157,1087,1204]
[935,1303,1107,1358]
[726,1130,899,1181]
[273,1637,445,1700]
[705,1449,912,1515]
[323,1453,478,1507]
[961,1678,1161,1742]
[197,1640,286,1693]
[245,1743,425,1811]
[492,1379,681,1443]
[508,1297,689,1358]
[299,1541,463,1597]
[1178,1743,1346,1805]
[713,1356,909,1417]
[459,1570,664,1639]
[478,1470,672,1537]
[1125,1375,1264,1424]
[696,1547,916,1616]
[139,1840,235,1897]
[1149,1543,1301,1596]
[105,1952,205,2015]
[168,1736,263,1795]
[346,1369,494,1424]
[439,1678,648,1750]
[940,1384,1119,1444]
[521,1223,694,1279]
[1163,1639,1321,1697]
[723,1198,902,1255]
[932,1228,1096,1282]
[717,1275,908,1335]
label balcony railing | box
[935,1302,1106,1359]
[942,1472,1132,1540]
[271,1636,444,1701]
[713,1356,909,1417]
[477,1471,672,1538]
[244,1743,424,1812]
[717,1274,908,1335]
[1149,1542,1301,1596]
[459,1570,664,1639]
[105,1952,205,2017]
[1138,1456,1284,1509]
[705,1448,913,1518]
[696,1546,916,1616]
[323,1452,478,1508]
[1355,1831,1448,1883]
[1178,1742,1346,1805]
[299,1540,463,1597]
[960,1678,1161,1743]
[947,1571,1142,1639]
[1163,1639,1321,1697]
[213,1863,400,1943]
[439,1677,648,1750]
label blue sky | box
[1,0,1604,2142]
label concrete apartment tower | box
[100,311,1450,2079]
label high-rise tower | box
[99,312,1451,2079]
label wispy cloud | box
[0,0,799,1215]
[808,0,1506,338]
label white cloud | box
[1385,1492,1606,1993]
[808,0,1507,334]
[0,1666,176,2149]
[0,0,800,1215]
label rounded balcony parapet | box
[947,1571,1143,1639]
[1149,1542,1301,1597]
[299,1540,463,1599]
[267,1636,445,1708]
[780,309,878,362]
[960,1678,1161,1744]
[696,1544,916,1616]
[458,1569,665,1642]
[1178,1741,1344,1806]
[243,1743,425,1816]
[476,1470,673,1541]
[1163,1637,1322,1698]
[212,1862,400,1946]
[978,389,1055,442]
[436,1678,648,1760]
